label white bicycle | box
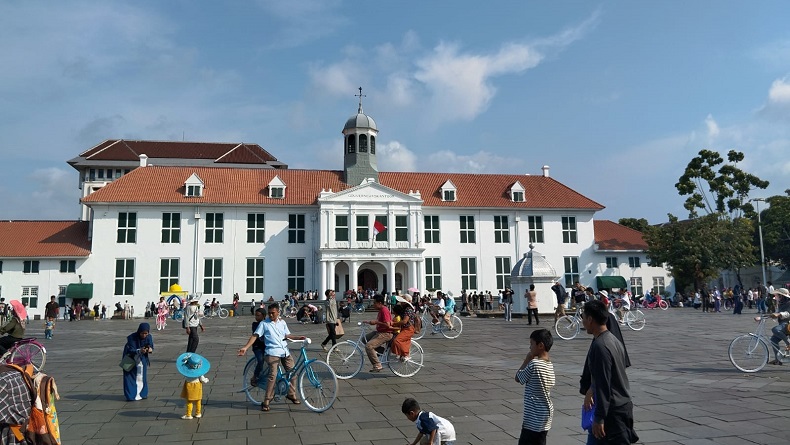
[326,322,424,379]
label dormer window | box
[268,175,286,199]
[184,173,204,198]
[187,185,202,197]
[440,180,457,202]
[510,181,525,203]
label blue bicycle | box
[242,338,338,413]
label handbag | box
[119,354,138,372]
[581,403,595,431]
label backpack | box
[0,364,61,445]
[26,373,61,445]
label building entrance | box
[358,269,378,292]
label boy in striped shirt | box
[515,328,555,445]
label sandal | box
[286,396,301,405]
[369,367,383,373]
[768,359,783,365]
[260,403,270,411]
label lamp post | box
[751,198,767,288]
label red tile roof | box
[594,220,647,251]
[82,166,605,210]
[0,221,91,257]
[78,140,280,164]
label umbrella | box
[9,300,27,320]
[407,287,420,293]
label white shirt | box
[414,411,456,444]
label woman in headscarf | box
[0,300,26,355]
[123,322,154,401]
[389,297,416,361]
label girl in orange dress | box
[389,299,415,360]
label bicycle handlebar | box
[287,338,312,345]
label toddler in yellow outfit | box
[177,352,210,419]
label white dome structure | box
[511,245,560,315]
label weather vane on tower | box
[355,86,366,113]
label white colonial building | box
[0,102,674,318]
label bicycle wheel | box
[10,342,46,372]
[554,316,579,340]
[218,308,229,319]
[728,335,769,373]
[173,311,183,321]
[298,360,337,413]
[440,316,463,339]
[412,315,428,340]
[242,357,270,406]
[624,310,646,331]
[326,341,363,379]
[387,340,424,377]
[658,300,668,310]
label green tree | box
[645,149,768,290]
[761,190,790,269]
[618,218,650,233]
[676,149,769,219]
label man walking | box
[184,296,205,353]
[45,295,60,322]
[581,300,638,444]
[321,289,339,352]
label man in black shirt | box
[581,300,638,444]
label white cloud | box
[414,42,543,124]
[256,0,348,49]
[0,167,81,220]
[422,149,524,173]
[768,78,790,104]
[705,114,720,139]
[377,141,417,172]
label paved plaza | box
[34,307,790,445]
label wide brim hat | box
[9,300,26,320]
[598,290,609,298]
[176,352,210,379]
[771,288,790,298]
[395,295,414,308]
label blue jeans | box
[504,303,512,321]
[770,323,789,361]
[253,348,265,381]
[757,299,767,314]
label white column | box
[327,261,336,294]
[410,260,418,291]
[388,260,397,294]
[319,260,327,297]
[350,260,359,293]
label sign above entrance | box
[318,181,423,204]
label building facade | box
[0,104,674,318]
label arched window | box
[370,136,376,154]
[346,135,355,153]
[359,135,368,152]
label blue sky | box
[1,1,788,223]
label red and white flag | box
[373,220,387,236]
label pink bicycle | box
[1,337,47,373]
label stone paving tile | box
[35,310,790,444]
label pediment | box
[319,181,422,204]
[185,173,204,186]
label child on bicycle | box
[250,308,266,386]
[177,352,210,419]
[402,397,456,445]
